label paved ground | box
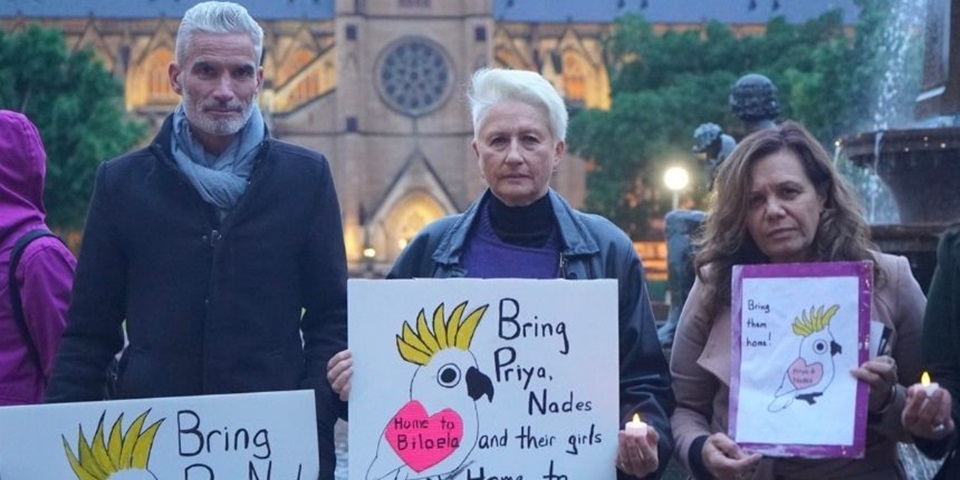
[662,460,686,479]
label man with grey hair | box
[45,2,347,478]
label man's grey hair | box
[175,1,264,65]
[468,68,568,142]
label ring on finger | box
[933,423,947,434]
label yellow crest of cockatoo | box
[791,304,840,337]
[396,301,489,365]
[63,410,164,480]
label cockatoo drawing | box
[367,301,495,480]
[768,304,842,412]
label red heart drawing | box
[787,358,824,390]
[385,400,464,473]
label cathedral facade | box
[1,0,858,273]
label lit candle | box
[921,371,940,397]
[625,413,648,437]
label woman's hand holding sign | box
[701,432,761,480]
[850,355,898,413]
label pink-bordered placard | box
[729,261,871,458]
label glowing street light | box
[663,166,690,210]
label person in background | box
[902,227,959,479]
[0,110,76,405]
[327,67,675,479]
[44,3,347,479]
[670,121,925,479]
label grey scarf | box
[170,103,266,219]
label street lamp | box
[663,166,690,210]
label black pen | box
[876,326,892,357]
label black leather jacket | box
[390,189,676,479]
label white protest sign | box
[0,390,318,479]
[730,261,871,458]
[348,278,619,480]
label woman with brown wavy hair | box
[670,120,925,479]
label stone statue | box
[729,73,780,133]
[692,122,736,189]
[658,74,780,348]
[658,209,706,347]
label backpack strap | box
[8,228,64,383]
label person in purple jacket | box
[0,109,77,405]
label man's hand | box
[326,349,353,402]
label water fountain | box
[840,0,959,292]
[837,5,953,476]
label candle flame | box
[633,413,642,423]
[922,371,932,386]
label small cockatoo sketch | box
[768,304,842,412]
[367,301,496,480]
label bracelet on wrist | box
[876,384,897,413]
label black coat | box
[46,115,348,478]
[918,228,960,479]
